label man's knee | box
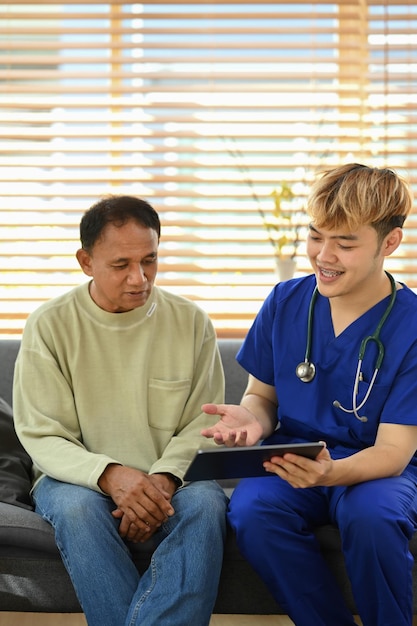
[175,481,228,525]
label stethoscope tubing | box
[296,272,397,422]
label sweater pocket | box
[147,378,192,430]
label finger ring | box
[145,521,150,526]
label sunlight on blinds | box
[0,1,416,337]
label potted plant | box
[258,182,305,281]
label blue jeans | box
[33,477,228,626]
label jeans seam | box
[127,554,157,626]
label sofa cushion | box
[0,502,57,553]
[0,397,33,510]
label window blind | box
[1,1,416,338]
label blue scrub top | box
[237,275,417,467]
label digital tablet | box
[183,442,325,481]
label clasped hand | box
[99,465,175,543]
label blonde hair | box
[307,163,413,241]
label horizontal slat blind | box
[0,1,416,338]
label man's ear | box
[76,248,93,276]
[382,227,403,258]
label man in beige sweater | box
[13,195,228,626]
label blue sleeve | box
[236,278,315,386]
[236,288,276,385]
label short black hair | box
[80,195,161,252]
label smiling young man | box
[13,195,228,626]
[202,164,417,626]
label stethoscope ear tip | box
[333,399,368,422]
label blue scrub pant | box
[228,473,417,626]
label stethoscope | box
[295,272,397,422]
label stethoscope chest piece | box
[295,360,316,383]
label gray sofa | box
[1,338,416,616]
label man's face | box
[76,220,159,313]
[306,223,388,301]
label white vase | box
[275,258,296,282]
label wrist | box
[98,463,122,494]
[158,472,182,492]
